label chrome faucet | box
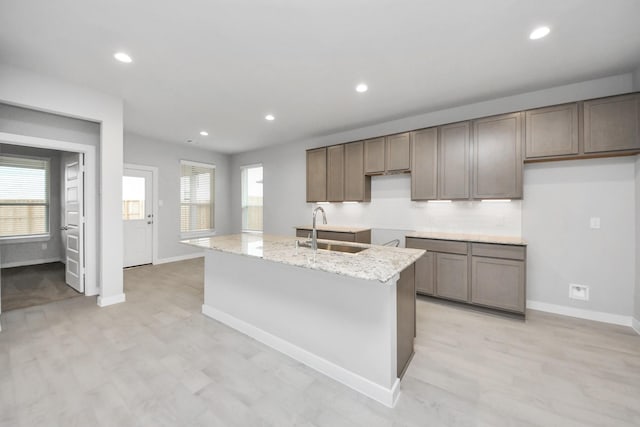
[311,206,327,252]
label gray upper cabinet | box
[525,103,579,159]
[439,121,470,200]
[364,137,385,174]
[472,112,523,199]
[386,133,411,172]
[344,141,371,202]
[326,145,344,202]
[411,128,438,200]
[583,93,640,153]
[306,147,327,202]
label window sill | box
[0,234,51,245]
[180,230,216,240]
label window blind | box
[180,161,215,234]
[0,155,50,238]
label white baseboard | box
[155,252,204,265]
[527,300,632,327]
[1,257,62,269]
[202,304,400,407]
[632,318,640,336]
[97,293,126,307]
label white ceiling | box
[1,0,640,154]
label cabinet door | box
[472,112,523,199]
[306,148,327,202]
[583,94,640,153]
[397,263,415,377]
[386,133,411,172]
[435,252,469,302]
[438,121,470,199]
[364,137,386,174]
[327,145,344,202]
[344,141,371,201]
[525,103,579,158]
[471,257,525,313]
[414,251,435,295]
[411,128,438,200]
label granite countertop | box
[182,233,424,283]
[294,225,371,233]
[406,231,526,245]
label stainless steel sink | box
[316,242,367,254]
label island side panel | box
[202,250,398,399]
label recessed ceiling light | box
[529,26,550,40]
[200,131,209,136]
[356,83,368,93]
[114,52,133,63]
[265,114,275,121]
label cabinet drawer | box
[471,243,525,260]
[317,231,356,242]
[406,238,468,255]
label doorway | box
[0,143,88,311]
[123,164,157,268]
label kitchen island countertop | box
[182,233,423,283]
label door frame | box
[0,131,98,296]
[124,163,159,265]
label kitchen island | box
[182,233,424,407]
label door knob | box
[60,226,69,231]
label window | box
[122,176,146,220]
[0,155,50,238]
[180,160,215,236]
[241,164,263,232]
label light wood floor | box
[0,258,638,426]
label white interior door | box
[123,168,153,267]
[62,153,84,293]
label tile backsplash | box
[315,174,522,237]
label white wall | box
[0,144,63,267]
[523,157,636,317]
[633,65,640,91]
[0,64,124,306]
[124,133,231,261]
[230,72,637,319]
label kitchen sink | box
[316,242,367,254]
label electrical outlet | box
[569,284,589,301]
[589,217,600,229]
[41,243,47,250]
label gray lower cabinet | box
[471,257,525,313]
[435,253,469,302]
[525,103,579,159]
[583,93,640,153]
[414,250,434,295]
[407,237,527,315]
[396,263,415,378]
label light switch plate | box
[589,217,600,229]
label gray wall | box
[124,133,231,261]
[0,144,63,267]
[230,72,638,318]
[0,103,101,271]
[523,157,636,316]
